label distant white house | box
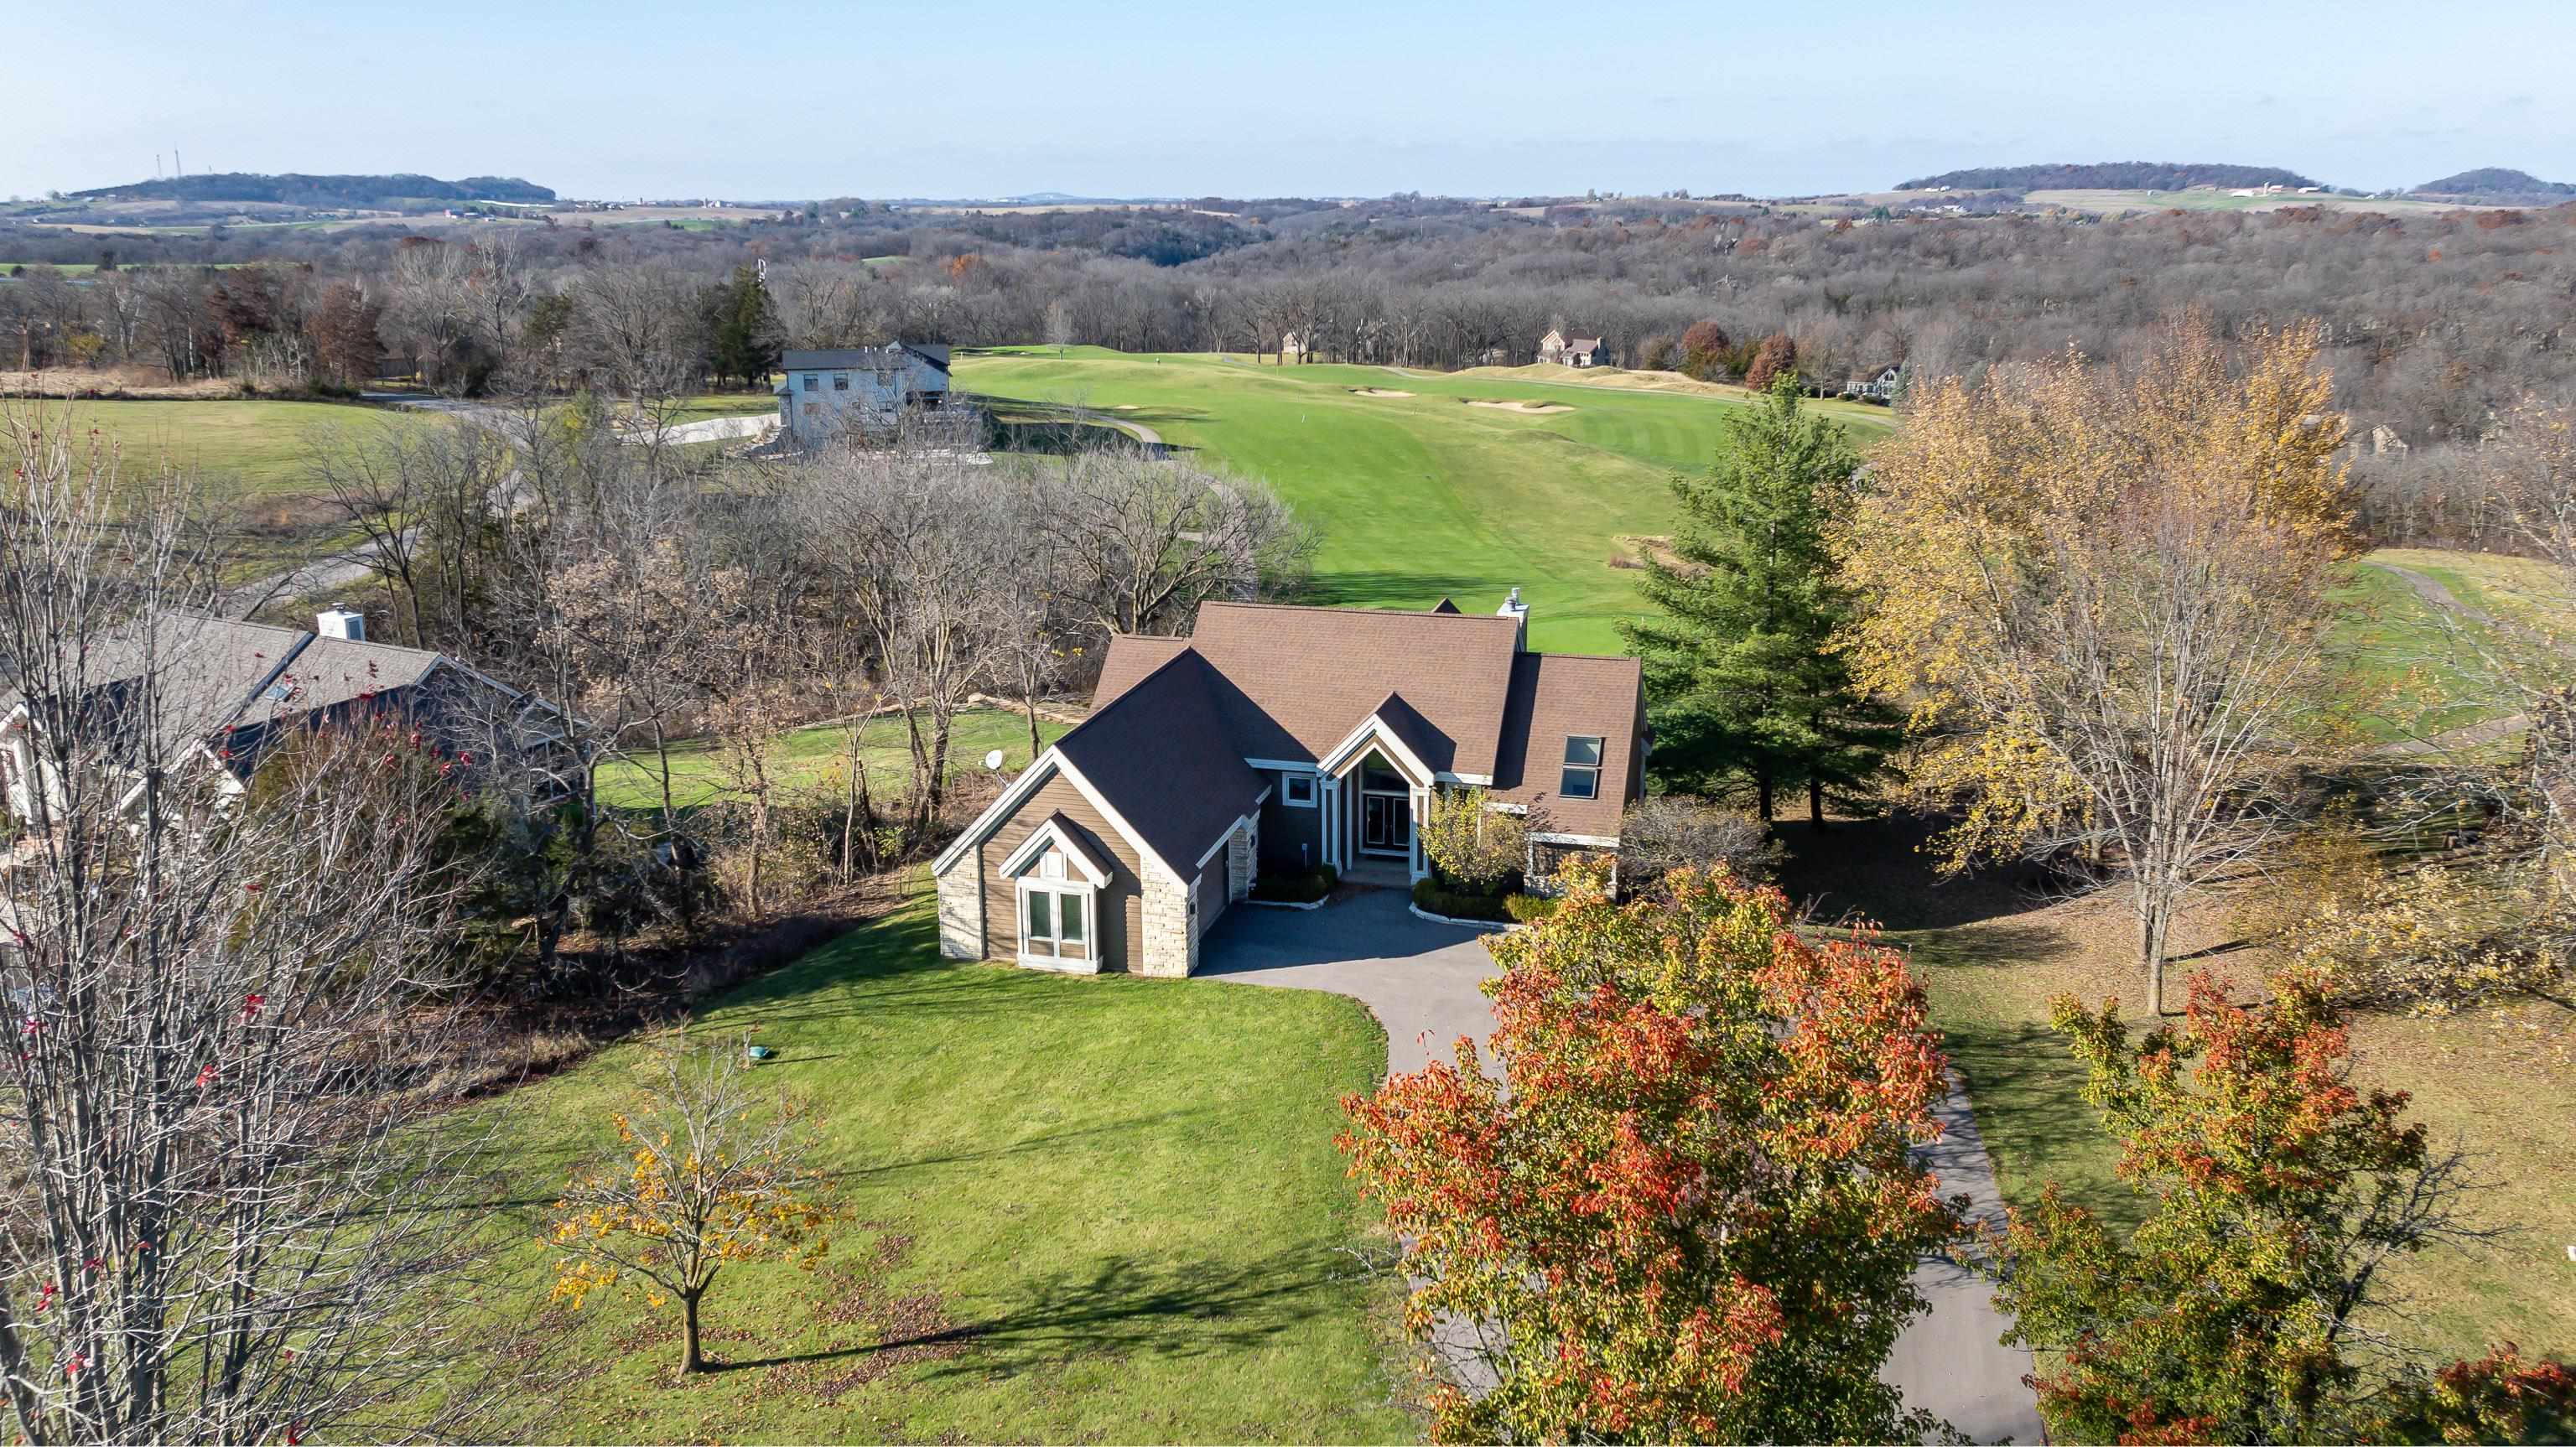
[1857,364,1903,402]
[775,345,954,449]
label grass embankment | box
[591,708,1070,814]
[474,890,1410,1443]
[955,348,1894,654]
[0,397,405,496]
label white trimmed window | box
[1282,773,1317,807]
[1001,821,1109,970]
[1015,848,1093,966]
[1561,735,1603,801]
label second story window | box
[832,372,849,391]
[1560,735,1603,800]
[801,374,818,392]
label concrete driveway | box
[1197,886,2044,1444]
[1198,888,1503,1076]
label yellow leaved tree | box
[545,1035,835,1374]
[1838,314,2356,1014]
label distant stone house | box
[774,344,953,449]
[1537,329,1604,367]
[932,590,1648,977]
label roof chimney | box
[315,606,366,642]
[1496,586,1529,651]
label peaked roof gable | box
[1102,603,1522,780]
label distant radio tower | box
[155,153,163,180]
[174,148,184,179]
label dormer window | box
[1560,736,1603,800]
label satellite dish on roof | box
[983,749,1007,772]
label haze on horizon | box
[10,0,2574,203]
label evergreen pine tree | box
[710,265,780,390]
[1620,372,1901,825]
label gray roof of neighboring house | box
[5,613,518,782]
[779,344,953,373]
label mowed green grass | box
[2329,547,2575,743]
[592,708,1070,812]
[472,892,1410,1443]
[3,397,413,497]
[955,348,1895,654]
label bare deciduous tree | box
[1026,449,1314,637]
[0,412,548,1443]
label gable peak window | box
[1560,735,1603,801]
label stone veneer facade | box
[936,858,984,960]
[1137,857,1195,978]
[1228,822,1254,902]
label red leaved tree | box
[1996,970,2568,1444]
[1338,861,1962,1444]
[1743,331,1799,392]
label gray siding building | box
[774,344,954,449]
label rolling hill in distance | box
[69,172,555,207]
[1893,161,2321,192]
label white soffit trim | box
[1194,814,1251,870]
[998,817,1113,886]
[932,749,1062,876]
[1050,752,1181,881]
[1317,716,1436,787]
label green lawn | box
[955,348,1895,654]
[3,397,412,497]
[671,391,782,423]
[473,890,1410,1443]
[593,708,1071,813]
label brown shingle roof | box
[1492,652,1644,841]
[1098,603,1524,780]
[1057,649,1264,872]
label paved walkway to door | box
[1196,886,2044,1444]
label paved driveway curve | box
[1197,888,2044,1444]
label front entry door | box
[1361,791,1410,855]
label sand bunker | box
[1466,397,1574,413]
[1348,386,1414,397]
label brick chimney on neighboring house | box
[1496,586,1529,651]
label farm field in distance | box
[956,347,1895,654]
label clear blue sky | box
[10,0,2573,200]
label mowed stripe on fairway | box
[955,349,1894,654]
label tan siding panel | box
[976,771,1143,972]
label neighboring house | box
[2,608,568,824]
[932,590,1647,977]
[1537,329,1604,367]
[773,344,953,449]
[1857,364,1903,401]
[1278,331,1306,361]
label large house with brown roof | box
[1537,329,1604,367]
[932,590,1646,977]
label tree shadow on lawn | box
[714,1245,1346,1377]
[1774,813,2054,933]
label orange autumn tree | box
[546,1037,835,1375]
[1997,970,2574,1444]
[1839,315,2355,1015]
[1338,861,1962,1444]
